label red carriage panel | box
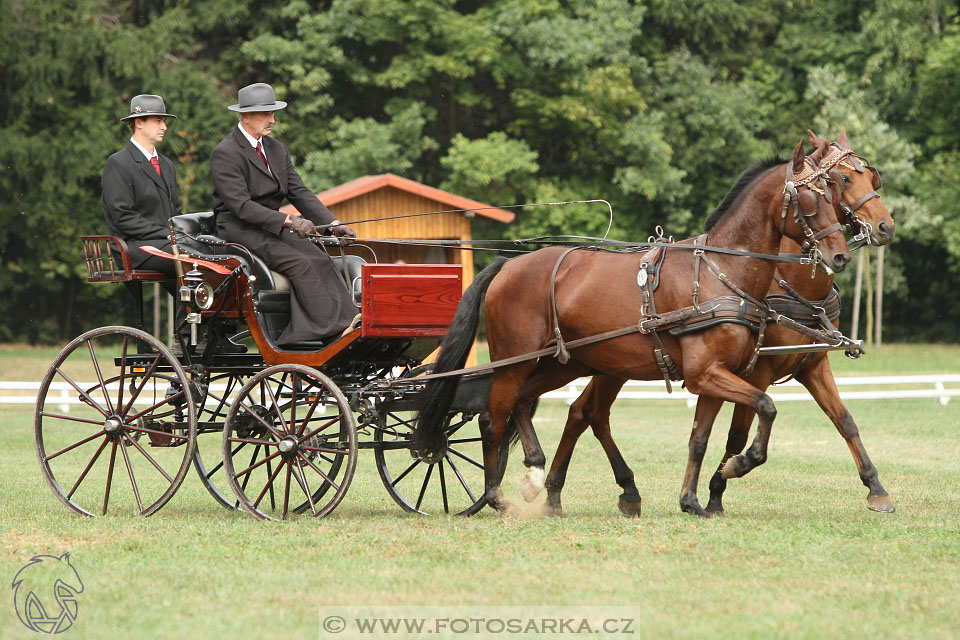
[361,264,462,337]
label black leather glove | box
[330,224,356,238]
[287,216,317,238]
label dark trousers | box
[221,227,356,344]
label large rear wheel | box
[222,365,357,520]
[35,326,196,516]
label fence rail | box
[3,375,958,412]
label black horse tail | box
[413,257,510,457]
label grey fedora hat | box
[228,83,287,113]
[120,94,176,121]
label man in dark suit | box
[211,82,357,345]
[102,94,182,280]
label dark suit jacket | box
[211,127,335,239]
[101,141,182,267]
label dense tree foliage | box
[0,0,957,343]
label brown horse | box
[413,139,852,514]
[532,131,896,517]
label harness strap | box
[548,247,581,364]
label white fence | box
[540,374,960,407]
[3,375,959,412]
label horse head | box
[783,139,851,275]
[809,129,893,245]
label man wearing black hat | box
[102,94,182,279]
[210,82,357,345]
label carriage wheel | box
[192,371,251,511]
[35,326,196,517]
[222,365,357,520]
[374,407,487,516]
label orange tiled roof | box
[280,173,514,223]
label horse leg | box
[589,378,642,517]
[514,398,547,503]
[544,376,641,517]
[679,395,724,518]
[795,357,895,512]
[705,404,754,516]
[684,367,776,481]
[479,363,537,515]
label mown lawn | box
[1,344,958,639]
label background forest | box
[1,0,958,344]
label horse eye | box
[841,174,851,184]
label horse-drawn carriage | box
[35,132,895,520]
[37,211,496,519]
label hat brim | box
[228,101,287,113]
[120,112,177,121]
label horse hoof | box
[618,496,642,518]
[542,502,563,517]
[867,494,896,513]
[721,456,744,479]
[520,467,545,503]
[705,505,725,517]
[680,499,709,519]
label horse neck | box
[704,166,784,296]
[775,236,835,300]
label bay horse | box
[529,131,896,517]
[413,139,852,515]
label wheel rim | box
[374,409,486,516]
[35,326,196,516]
[222,365,357,520]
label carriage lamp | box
[179,265,214,345]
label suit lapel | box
[261,137,287,194]
[232,128,277,184]
[125,142,168,194]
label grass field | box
[1,344,959,639]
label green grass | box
[2,346,959,639]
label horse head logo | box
[11,553,84,634]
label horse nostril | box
[833,254,850,271]
[877,220,894,240]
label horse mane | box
[704,157,784,232]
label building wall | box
[327,186,475,285]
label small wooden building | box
[280,173,514,287]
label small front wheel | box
[222,365,357,520]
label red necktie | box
[256,141,268,167]
[150,156,161,176]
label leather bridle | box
[780,155,845,273]
[819,143,884,246]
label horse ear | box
[792,140,805,169]
[837,130,851,149]
[807,129,823,147]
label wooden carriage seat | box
[168,212,364,344]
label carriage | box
[35,211,496,520]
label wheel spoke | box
[252,458,285,510]
[120,353,164,415]
[102,440,118,515]
[281,463,292,519]
[297,452,341,492]
[125,423,190,442]
[448,446,484,470]
[266,457,277,511]
[233,401,285,443]
[39,412,106,427]
[119,435,143,513]
[55,368,109,418]
[128,390,185,423]
[293,458,317,516]
[445,453,477,503]
[44,429,107,462]
[266,374,291,436]
[297,415,340,442]
[238,445,261,494]
[438,461,449,513]
[86,340,115,415]
[415,463,434,512]
[389,459,421,488]
[116,335,129,412]
[66,437,110,499]
[234,447,283,481]
[295,392,322,437]
[123,433,174,483]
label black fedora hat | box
[120,94,176,121]
[228,83,287,113]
